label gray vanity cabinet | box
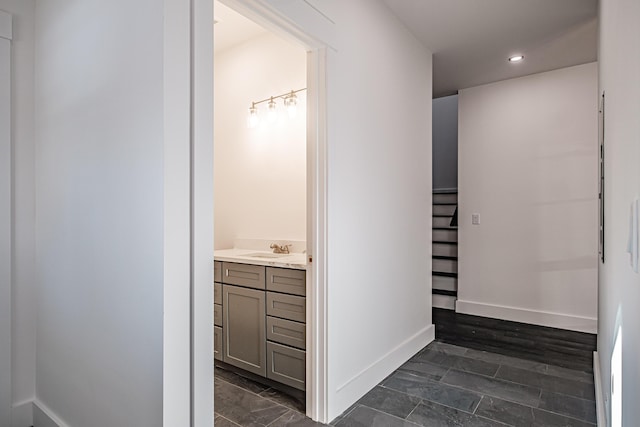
[214,260,306,391]
[213,262,223,361]
[223,284,266,376]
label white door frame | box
[0,9,12,427]
[201,0,330,423]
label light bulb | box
[284,91,298,119]
[268,97,278,124]
[508,55,524,62]
[247,104,259,128]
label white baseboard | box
[594,351,607,427]
[331,324,435,420]
[456,300,597,334]
[33,400,69,427]
[11,399,33,427]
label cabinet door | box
[214,283,222,305]
[214,303,223,327]
[223,285,266,376]
[214,261,222,282]
[222,262,265,289]
[266,267,306,296]
[214,326,223,361]
[267,292,306,323]
[267,342,305,391]
[267,316,306,350]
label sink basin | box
[243,252,291,259]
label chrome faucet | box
[270,243,291,254]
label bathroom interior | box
[212,0,311,419]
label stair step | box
[433,216,455,228]
[433,294,456,310]
[433,258,457,274]
[433,240,457,245]
[433,274,457,292]
[433,271,457,278]
[433,205,457,216]
[432,289,457,297]
[433,213,454,218]
[433,255,457,260]
[433,202,457,206]
[432,193,458,204]
[433,229,457,242]
[433,242,458,257]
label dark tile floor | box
[214,340,596,426]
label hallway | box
[214,339,596,426]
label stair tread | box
[433,240,458,245]
[433,226,458,230]
[433,271,458,278]
[433,202,458,206]
[433,214,454,218]
[432,289,458,297]
[433,255,458,260]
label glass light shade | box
[284,92,298,119]
[248,105,259,128]
[268,98,278,123]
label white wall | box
[597,0,640,423]
[214,32,306,250]
[0,1,36,426]
[457,63,598,333]
[1,9,12,427]
[34,1,164,425]
[234,0,434,421]
[432,94,458,191]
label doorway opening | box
[431,94,459,311]
[206,0,328,423]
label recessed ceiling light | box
[508,55,524,63]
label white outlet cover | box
[472,213,480,225]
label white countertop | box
[214,248,307,270]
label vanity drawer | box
[267,316,306,350]
[214,283,222,305]
[266,292,305,323]
[222,262,265,289]
[214,303,223,327]
[267,267,306,296]
[214,261,222,283]
[214,326,223,361]
[267,341,305,391]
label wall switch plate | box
[471,213,480,225]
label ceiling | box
[382,0,598,97]
[214,1,267,53]
[214,0,598,98]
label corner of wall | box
[328,324,435,421]
[11,399,33,427]
[32,400,68,427]
[593,351,607,427]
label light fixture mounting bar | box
[251,88,307,107]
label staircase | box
[432,191,458,310]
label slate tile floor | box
[214,340,596,426]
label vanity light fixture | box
[267,97,278,124]
[247,103,259,129]
[508,55,524,63]
[284,91,298,119]
[247,88,306,128]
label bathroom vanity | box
[214,249,307,391]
